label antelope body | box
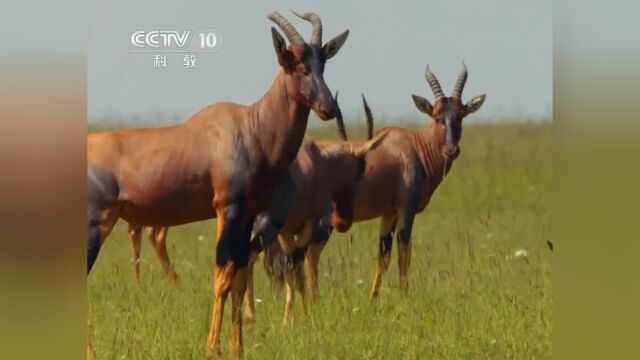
[87,11,349,357]
[244,96,387,325]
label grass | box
[88,121,552,359]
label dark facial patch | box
[355,157,366,182]
[292,46,335,119]
[333,186,354,217]
[434,98,464,150]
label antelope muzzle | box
[443,144,460,159]
[313,86,339,120]
[332,213,353,233]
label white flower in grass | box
[357,278,365,285]
[506,249,529,260]
[197,235,204,241]
[255,298,263,304]
[514,249,529,258]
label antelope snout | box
[334,220,353,232]
[443,144,460,159]
[332,216,353,232]
[316,102,338,120]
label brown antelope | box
[87,11,349,356]
[244,95,387,325]
[264,64,486,299]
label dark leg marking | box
[379,232,393,256]
[87,218,101,274]
[370,215,397,299]
[311,215,334,247]
[87,164,120,274]
[216,200,250,269]
[396,175,423,293]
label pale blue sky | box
[89,0,551,124]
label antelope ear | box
[465,94,486,114]
[355,131,388,157]
[323,30,350,60]
[412,95,434,117]
[271,27,292,69]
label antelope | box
[87,11,349,357]
[244,95,387,325]
[260,95,376,293]
[264,64,486,300]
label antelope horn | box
[334,91,348,141]
[452,61,468,99]
[293,11,322,46]
[268,11,304,44]
[425,65,445,99]
[361,94,374,140]
[354,131,388,158]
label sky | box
[88,0,551,124]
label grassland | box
[88,121,552,359]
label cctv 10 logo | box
[130,29,223,52]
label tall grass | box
[88,122,551,359]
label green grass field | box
[88,122,552,359]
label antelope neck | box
[249,71,311,170]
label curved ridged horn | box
[268,11,304,44]
[361,94,374,140]
[334,91,348,141]
[425,65,445,99]
[452,62,468,99]
[293,11,322,45]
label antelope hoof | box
[86,340,96,360]
[205,338,223,358]
[245,314,256,330]
[230,342,243,358]
[205,345,222,358]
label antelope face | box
[329,133,388,232]
[433,97,465,159]
[412,64,486,161]
[269,11,349,120]
[291,46,338,120]
[332,189,356,232]
[330,152,363,232]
